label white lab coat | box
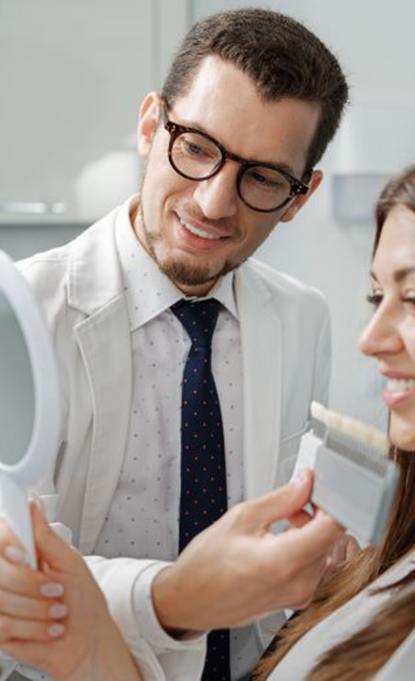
[17,201,331,680]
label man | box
[17,8,349,681]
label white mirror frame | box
[0,250,62,680]
[0,250,61,488]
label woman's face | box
[360,204,415,450]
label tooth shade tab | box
[310,401,389,455]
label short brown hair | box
[161,8,348,173]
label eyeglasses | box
[162,105,310,213]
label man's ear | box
[137,92,162,157]
[280,170,323,223]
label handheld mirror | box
[0,249,61,568]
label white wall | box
[0,0,190,258]
[0,0,190,225]
[193,0,415,429]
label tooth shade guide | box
[310,402,389,455]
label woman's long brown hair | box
[255,165,415,681]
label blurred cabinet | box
[0,0,189,228]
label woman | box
[254,165,415,680]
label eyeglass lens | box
[170,130,293,211]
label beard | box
[136,200,239,288]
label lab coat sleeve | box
[85,555,207,681]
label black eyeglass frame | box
[161,106,311,213]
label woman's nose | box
[359,305,404,357]
[192,162,238,220]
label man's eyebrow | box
[168,113,298,176]
[370,267,415,283]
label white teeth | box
[180,219,220,240]
[386,378,415,394]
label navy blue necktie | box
[171,298,230,681]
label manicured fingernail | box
[49,603,68,619]
[41,583,64,598]
[48,623,65,638]
[4,545,28,565]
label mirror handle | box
[0,473,37,569]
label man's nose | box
[192,162,238,220]
[359,304,404,357]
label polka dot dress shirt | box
[94,198,262,679]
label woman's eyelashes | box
[401,296,415,306]
[402,286,415,302]
[366,292,383,308]
[366,291,415,308]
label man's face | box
[135,56,322,296]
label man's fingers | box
[345,536,360,561]
[326,533,360,569]
[282,510,344,566]
[287,508,313,529]
[287,556,328,610]
[241,470,313,529]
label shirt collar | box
[115,195,238,331]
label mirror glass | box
[0,291,35,466]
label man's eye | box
[366,293,383,307]
[183,139,215,159]
[402,297,415,307]
[246,171,280,189]
[185,141,205,156]
[253,173,273,186]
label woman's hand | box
[0,502,142,681]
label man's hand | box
[152,470,344,633]
[327,533,360,569]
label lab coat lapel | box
[67,209,132,552]
[236,264,283,500]
[74,301,132,552]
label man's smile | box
[172,211,232,253]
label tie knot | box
[171,298,222,347]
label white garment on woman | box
[267,549,415,681]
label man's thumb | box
[249,469,313,528]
